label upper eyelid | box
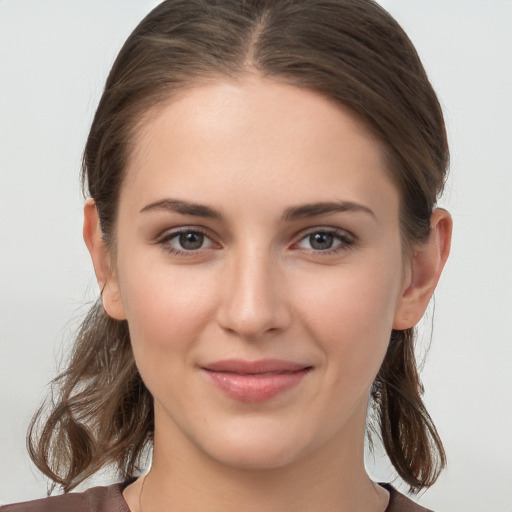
[157,226,215,241]
[154,225,355,248]
[290,227,356,253]
[155,227,218,253]
[156,227,218,256]
[294,226,354,241]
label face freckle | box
[110,75,409,472]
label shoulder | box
[383,484,435,512]
[0,483,130,512]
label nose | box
[216,246,292,340]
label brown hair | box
[29,0,448,494]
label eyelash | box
[157,227,215,256]
[292,228,355,255]
[156,227,355,257]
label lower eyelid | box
[155,227,354,255]
[158,227,209,242]
[295,230,354,248]
[156,228,215,252]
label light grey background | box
[1,1,511,510]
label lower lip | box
[203,368,311,403]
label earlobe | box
[83,198,127,321]
[393,208,452,330]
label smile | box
[201,359,312,402]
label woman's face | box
[103,76,413,470]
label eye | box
[158,228,215,255]
[294,229,354,253]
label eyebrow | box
[140,198,375,221]
[282,201,376,221]
[140,199,222,219]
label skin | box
[84,75,451,512]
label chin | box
[195,418,319,471]
[208,442,304,472]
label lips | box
[201,359,312,402]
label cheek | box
[291,256,403,383]
[116,254,218,360]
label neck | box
[141,460,386,512]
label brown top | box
[1,482,434,512]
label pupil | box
[179,232,204,250]
[310,233,333,250]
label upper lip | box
[201,359,311,375]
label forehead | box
[122,76,399,220]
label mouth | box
[201,359,312,402]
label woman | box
[2,0,452,511]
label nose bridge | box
[217,241,289,339]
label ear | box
[393,208,452,330]
[83,198,127,320]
